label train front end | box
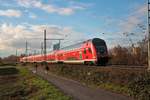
[92,38,108,65]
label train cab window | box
[96,46,105,54]
[88,48,92,53]
[84,48,86,54]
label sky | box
[0,0,147,57]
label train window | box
[88,48,92,53]
[84,48,86,54]
[96,46,106,54]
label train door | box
[79,51,82,60]
[87,47,92,59]
[83,47,92,60]
[82,48,87,60]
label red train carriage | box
[20,38,108,65]
[59,38,108,65]
[47,51,57,63]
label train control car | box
[20,38,108,65]
[60,38,108,65]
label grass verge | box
[0,66,72,100]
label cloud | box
[17,0,85,15]
[0,23,85,56]
[119,5,147,33]
[67,0,93,9]
[104,4,146,41]
[0,9,22,17]
[29,13,37,19]
[57,8,74,15]
[88,4,147,48]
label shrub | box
[0,67,19,75]
[47,64,149,100]
[128,72,150,100]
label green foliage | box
[128,72,150,100]
[48,65,149,100]
[0,62,17,66]
[28,76,71,100]
[98,83,130,94]
[0,67,19,75]
[18,67,72,100]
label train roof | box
[61,38,105,50]
[22,38,105,58]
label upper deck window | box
[84,48,86,54]
[61,42,83,51]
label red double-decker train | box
[20,38,108,65]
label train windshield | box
[95,46,106,54]
[92,38,107,54]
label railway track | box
[28,62,147,70]
[100,65,147,69]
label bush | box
[109,45,147,66]
[0,62,17,66]
[47,64,149,100]
[128,72,150,100]
[0,67,19,75]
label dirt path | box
[28,67,133,100]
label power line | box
[43,29,64,68]
[43,29,64,60]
